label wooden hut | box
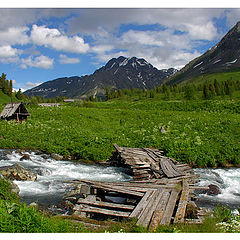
[0,102,30,121]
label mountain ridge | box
[24,56,177,98]
[167,21,240,85]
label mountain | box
[168,21,240,85]
[24,56,177,98]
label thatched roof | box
[0,102,30,119]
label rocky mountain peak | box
[25,56,177,98]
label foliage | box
[0,99,240,167]
[0,177,86,233]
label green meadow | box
[1,99,240,167]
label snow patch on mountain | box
[193,61,203,69]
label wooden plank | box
[113,144,122,152]
[131,164,151,169]
[133,174,151,180]
[74,205,130,217]
[148,190,171,231]
[174,180,190,223]
[137,189,164,227]
[160,159,174,178]
[82,180,144,197]
[77,199,135,210]
[159,189,179,225]
[129,190,155,218]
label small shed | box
[0,102,30,121]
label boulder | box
[50,153,64,160]
[20,154,31,161]
[35,168,51,176]
[207,184,221,195]
[42,154,49,159]
[0,163,37,181]
[11,182,20,194]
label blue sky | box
[0,7,240,91]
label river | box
[0,149,240,210]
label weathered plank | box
[148,190,171,231]
[113,144,122,152]
[82,180,144,197]
[160,159,184,178]
[174,180,190,223]
[74,205,130,217]
[77,198,135,210]
[159,189,179,225]
[129,190,155,218]
[137,189,164,227]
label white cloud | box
[21,55,54,69]
[0,45,22,63]
[92,45,114,54]
[185,21,218,40]
[31,24,89,53]
[59,54,80,64]
[25,81,42,87]
[67,8,223,41]
[0,26,29,45]
[0,45,20,58]
[90,28,202,69]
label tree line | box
[91,78,239,101]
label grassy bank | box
[0,99,240,167]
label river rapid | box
[0,149,240,211]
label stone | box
[42,154,49,159]
[0,163,37,181]
[34,150,43,155]
[50,153,64,160]
[10,182,20,194]
[35,168,51,176]
[63,185,84,203]
[20,154,31,161]
[207,184,221,195]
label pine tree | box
[184,85,195,100]
[209,84,216,98]
[15,89,24,100]
[105,87,111,100]
[203,84,210,100]
[214,79,221,96]
[8,80,13,97]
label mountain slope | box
[24,56,177,98]
[168,21,240,85]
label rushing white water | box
[194,168,240,209]
[0,149,132,206]
[1,149,240,210]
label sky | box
[0,4,240,92]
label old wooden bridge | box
[70,145,208,230]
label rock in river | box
[50,153,64,160]
[0,163,37,181]
[20,154,31,161]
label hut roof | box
[0,102,30,119]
